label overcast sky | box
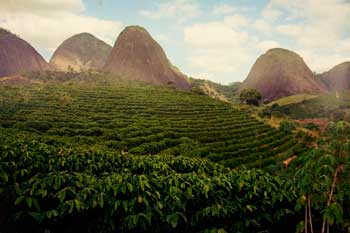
[0,0,349,84]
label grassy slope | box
[0,78,301,170]
[268,94,318,106]
[273,90,350,120]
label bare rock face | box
[50,33,112,72]
[319,62,350,90]
[241,48,327,101]
[104,26,190,89]
[0,28,49,77]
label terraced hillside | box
[0,83,301,169]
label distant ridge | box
[50,33,112,72]
[241,48,327,101]
[0,28,49,77]
[104,25,190,89]
[319,62,350,90]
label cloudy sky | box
[0,0,350,84]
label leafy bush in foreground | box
[0,138,297,233]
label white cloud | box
[184,19,256,83]
[0,0,85,14]
[223,15,249,28]
[212,3,235,15]
[174,0,350,82]
[184,22,249,48]
[186,49,252,79]
[140,0,201,23]
[260,0,350,72]
[182,0,350,83]
[154,34,173,45]
[257,40,280,52]
[253,19,272,33]
[0,0,123,59]
[261,2,282,21]
[276,24,302,38]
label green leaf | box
[74,199,83,211]
[139,176,145,191]
[99,193,104,208]
[46,210,58,219]
[186,187,193,197]
[157,201,163,210]
[26,197,32,208]
[33,198,40,210]
[295,221,305,233]
[122,200,128,212]
[54,175,61,190]
[0,171,8,183]
[14,196,25,205]
[41,189,47,198]
[114,200,120,210]
[245,205,256,212]
[127,183,133,193]
[324,202,343,225]
[166,213,179,228]
[203,184,210,193]
[58,190,66,203]
[68,201,74,214]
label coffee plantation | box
[0,135,298,232]
[0,83,303,170]
[2,81,349,233]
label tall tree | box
[239,88,262,106]
[295,121,350,233]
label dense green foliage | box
[0,83,300,170]
[8,119,350,232]
[279,121,296,133]
[239,88,262,106]
[292,121,350,233]
[5,79,342,232]
[0,135,297,233]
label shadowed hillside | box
[319,62,350,90]
[0,28,49,77]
